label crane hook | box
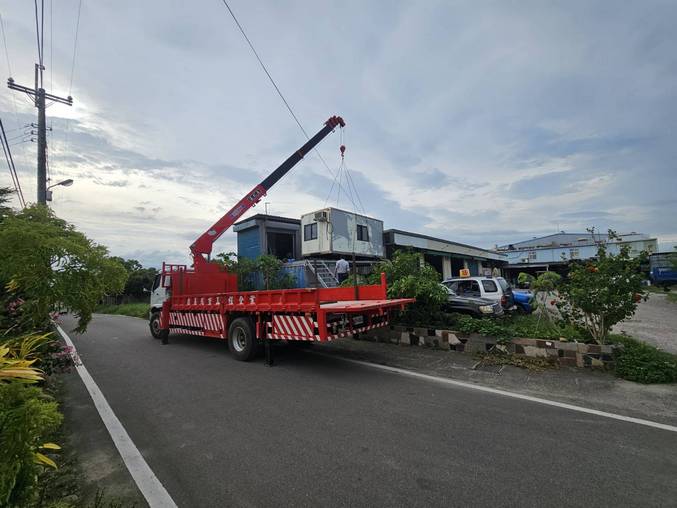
[340,144,346,159]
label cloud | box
[1,0,676,265]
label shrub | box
[369,250,448,324]
[0,383,63,506]
[610,335,677,384]
[557,229,647,344]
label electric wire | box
[33,0,42,67]
[0,117,26,208]
[0,12,12,77]
[68,0,82,95]
[218,0,361,210]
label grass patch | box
[95,302,149,319]
[475,351,556,372]
[436,312,588,343]
[609,334,677,384]
[667,293,677,304]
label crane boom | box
[190,115,345,266]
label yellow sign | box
[459,268,470,278]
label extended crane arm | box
[190,115,345,264]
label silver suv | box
[441,276,515,310]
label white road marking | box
[310,351,677,434]
[55,324,178,508]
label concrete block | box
[557,342,578,352]
[601,345,614,354]
[523,345,548,358]
[588,344,602,354]
[418,336,425,346]
[464,338,490,354]
[413,327,428,337]
[400,332,411,345]
[447,333,461,345]
[559,357,577,367]
[576,353,585,368]
[577,343,589,353]
[513,338,538,347]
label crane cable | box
[218,0,361,211]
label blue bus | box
[649,252,677,287]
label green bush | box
[369,250,448,324]
[0,383,63,506]
[610,335,677,384]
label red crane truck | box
[149,115,413,363]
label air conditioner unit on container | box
[314,211,328,222]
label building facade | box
[233,214,301,260]
[384,229,507,279]
[496,232,657,281]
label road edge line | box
[55,324,178,508]
[310,351,677,433]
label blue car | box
[512,290,534,314]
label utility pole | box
[7,63,72,204]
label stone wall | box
[360,325,616,370]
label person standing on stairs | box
[335,257,350,284]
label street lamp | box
[46,178,74,201]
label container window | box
[304,222,318,241]
[357,224,369,241]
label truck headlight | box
[479,305,494,314]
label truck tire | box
[228,317,258,361]
[149,311,162,339]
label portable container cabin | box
[301,207,384,258]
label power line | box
[68,0,82,95]
[0,12,12,77]
[0,117,26,208]
[218,0,362,211]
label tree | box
[0,187,14,223]
[557,230,647,344]
[369,249,448,324]
[110,257,158,300]
[214,253,295,291]
[0,205,127,333]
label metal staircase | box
[305,260,339,288]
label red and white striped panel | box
[325,320,389,341]
[267,315,318,341]
[168,312,224,337]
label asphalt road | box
[63,314,677,508]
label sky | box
[1,0,676,268]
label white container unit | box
[301,207,384,258]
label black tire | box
[149,311,162,339]
[228,317,258,361]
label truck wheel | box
[149,312,162,339]
[228,317,257,361]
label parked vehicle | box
[512,290,534,314]
[441,276,515,310]
[649,252,677,288]
[440,285,504,317]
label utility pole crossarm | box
[7,70,73,204]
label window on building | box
[357,224,369,242]
[481,280,498,292]
[528,251,537,261]
[569,248,580,259]
[304,222,317,241]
